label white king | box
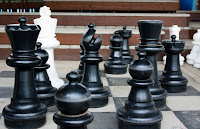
[34,6,64,88]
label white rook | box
[192,30,200,68]
[163,25,184,66]
[34,6,64,88]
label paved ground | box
[0,60,200,129]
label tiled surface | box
[0,61,200,129]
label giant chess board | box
[0,60,200,129]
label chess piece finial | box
[160,35,188,93]
[3,17,47,129]
[81,24,109,108]
[53,71,93,128]
[40,6,51,18]
[117,51,162,129]
[136,20,167,108]
[171,35,176,42]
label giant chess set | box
[0,5,200,129]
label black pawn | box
[104,31,128,74]
[136,20,167,108]
[118,26,134,64]
[75,41,85,82]
[53,71,94,129]
[81,23,109,108]
[34,42,57,107]
[117,51,162,129]
[3,17,47,128]
[160,35,188,93]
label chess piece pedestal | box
[53,71,93,129]
[163,25,184,66]
[136,20,167,108]
[104,31,128,74]
[81,23,109,108]
[34,6,64,88]
[117,51,162,129]
[118,26,134,64]
[188,29,200,66]
[160,35,188,93]
[34,42,57,107]
[3,17,47,129]
[76,42,85,82]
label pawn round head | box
[171,35,176,42]
[129,51,153,80]
[110,31,123,47]
[66,71,80,84]
[35,42,49,64]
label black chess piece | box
[118,26,134,64]
[53,71,94,129]
[2,17,47,128]
[104,31,128,74]
[117,51,162,129]
[34,42,57,107]
[81,23,109,108]
[159,35,188,93]
[75,41,85,82]
[136,20,167,108]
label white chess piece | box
[34,6,64,88]
[192,30,200,68]
[186,29,200,65]
[163,25,184,66]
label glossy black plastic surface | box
[118,26,134,64]
[76,41,85,82]
[53,71,93,129]
[117,51,162,129]
[104,31,128,74]
[81,23,109,108]
[34,42,57,107]
[3,17,47,129]
[160,35,188,93]
[136,20,167,108]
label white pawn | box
[186,29,200,65]
[192,30,200,68]
[163,25,184,66]
[34,6,64,88]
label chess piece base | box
[118,120,161,129]
[161,79,187,93]
[104,63,127,74]
[53,111,93,129]
[122,55,134,64]
[117,107,162,129]
[150,88,167,108]
[3,102,47,129]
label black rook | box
[136,20,167,108]
[81,23,109,108]
[160,35,188,93]
[2,17,47,128]
[118,26,134,64]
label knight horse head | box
[82,23,102,52]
